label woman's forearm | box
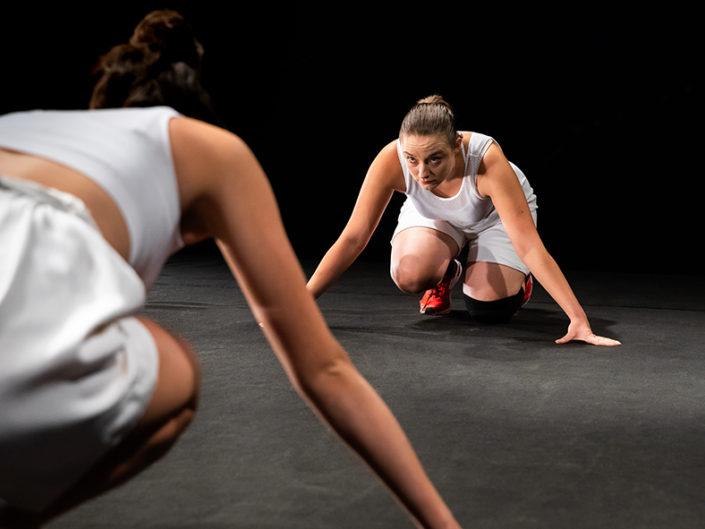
[307,236,367,298]
[522,246,587,322]
[299,356,461,529]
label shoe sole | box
[421,306,451,315]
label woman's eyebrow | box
[403,150,445,157]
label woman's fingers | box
[555,330,622,346]
[584,333,622,346]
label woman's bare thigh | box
[462,261,526,301]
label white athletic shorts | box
[391,198,538,275]
[0,176,159,513]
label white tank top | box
[0,107,184,287]
[396,131,537,233]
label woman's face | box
[400,133,458,191]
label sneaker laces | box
[431,282,448,298]
[422,279,449,310]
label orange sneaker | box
[419,259,462,315]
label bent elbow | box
[338,231,369,255]
[517,240,552,270]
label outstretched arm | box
[307,141,401,298]
[479,143,620,346]
[179,120,461,528]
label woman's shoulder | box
[168,117,251,202]
[364,138,403,173]
[383,137,402,157]
[168,117,263,243]
[369,139,405,190]
[169,117,249,167]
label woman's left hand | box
[555,320,622,346]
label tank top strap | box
[466,131,495,178]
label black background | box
[2,3,702,274]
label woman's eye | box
[406,157,416,164]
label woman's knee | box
[390,227,458,293]
[136,318,201,427]
[390,254,446,293]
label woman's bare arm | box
[171,119,461,528]
[307,141,402,298]
[478,143,620,346]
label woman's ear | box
[455,132,463,150]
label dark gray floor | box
[48,252,705,529]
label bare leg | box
[390,227,459,294]
[30,318,201,527]
[462,261,527,301]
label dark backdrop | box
[2,4,702,274]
